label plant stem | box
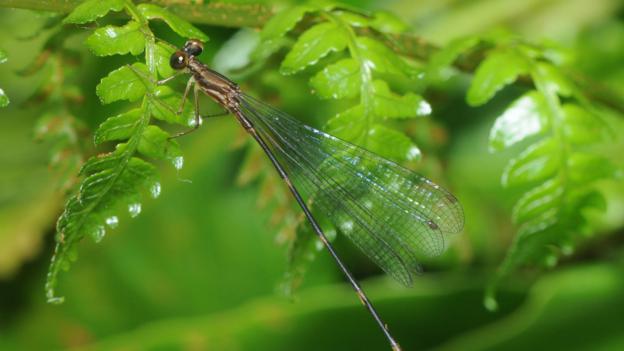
[0,0,272,28]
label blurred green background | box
[1,0,624,350]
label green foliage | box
[45,1,207,303]
[255,4,432,293]
[62,0,125,24]
[0,1,624,350]
[434,33,619,305]
[86,21,146,56]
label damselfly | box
[161,39,464,351]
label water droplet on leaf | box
[173,156,184,170]
[150,182,161,198]
[106,216,119,229]
[417,100,432,115]
[406,146,421,161]
[128,203,142,218]
[93,225,106,243]
[484,296,498,312]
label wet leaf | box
[138,125,182,166]
[86,21,145,56]
[366,124,421,162]
[325,105,366,142]
[502,138,559,187]
[489,91,549,152]
[138,4,208,41]
[155,42,175,79]
[62,0,125,24]
[467,48,530,106]
[280,22,348,75]
[356,36,414,76]
[47,153,158,303]
[371,80,430,119]
[96,63,148,104]
[260,5,314,41]
[94,109,142,145]
[151,86,193,126]
[310,58,361,99]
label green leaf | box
[489,91,549,152]
[138,4,208,41]
[151,86,193,126]
[0,87,8,107]
[532,62,574,97]
[369,10,410,33]
[502,138,559,187]
[86,21,145,56]
[366,124,421,162]
[355,36,414,76]
[371,80,431,119]
[96,63,149,104]
[46,153,159,303]
[310,58,361,99]
[94,109,142,144]
[280,22,348,75]
[516,207,559,237]
[155,42,175,79]
[260,5,313,41]
[427,36,479,82]
[213,28,260,75]
[138,125,183,167]
[467,48,530,106]
[512,178,563,224]
[334,11,370,28]
[325,105,366,142]
[561,104,607,145]
[568,153,616,185]
[62,0,125,24]
[0,48,7,63]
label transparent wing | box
[239,94,464,286]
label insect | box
[161,39,464,351]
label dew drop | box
[93,225,106,243]
[417,100,432,115]
[406,146,421,161]
[150,182,161,198]
[47,296,65,304]
[545,255,558,268]
[484,296,498,312]
[173,156,184,170]
[561,244,574,256]
[128,203,142,218]
[105,216,119,229]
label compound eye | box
[169,51,188,70]
[183,39,203,56]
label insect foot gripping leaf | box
[438,34,619,309]
[46,0,207,303]
[255,4,444,294]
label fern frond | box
[45,0,207,303]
